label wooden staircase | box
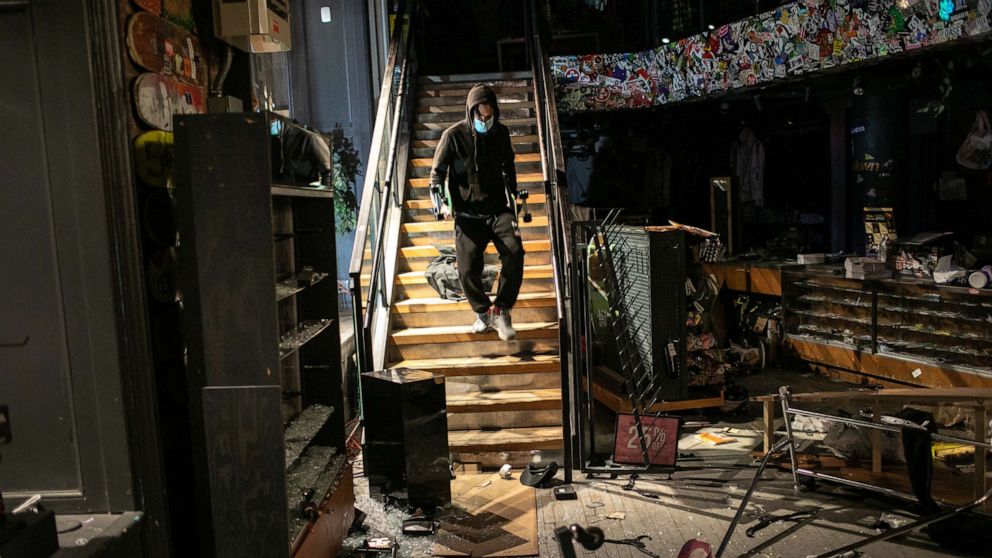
[388,73,563,468]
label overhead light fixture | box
[662,37,671,44]
[708,24,716,30]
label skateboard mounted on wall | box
[133,130,174,188]
[126,12,206,88]
[131,0,161,15]
[132,72,206,131]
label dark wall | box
[290,0,377,282]
[560,89,832,253]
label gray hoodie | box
[429,84,518,216]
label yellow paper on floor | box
[695,432,736,446]
[434,472,538,557]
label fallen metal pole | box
[814,485,992,558]
[714,437,792,558]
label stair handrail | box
[349,0,417,373]
[525,0,573,482]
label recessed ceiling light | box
[662,37,671,44]
[708,24,716,30]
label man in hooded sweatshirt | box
[429,83,523,340]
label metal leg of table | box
[871,406,882,475]
[778,386,800,490]
[975,405,987,505]
[763,398,775,455]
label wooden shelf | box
[276,272,330,302]
[283,404,335,470]
[590,377,724,414]
[279,319,334,360]
[271,184,334,199]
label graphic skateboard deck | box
[134,130,174,187]
[127,12,206,87]
[133,72,206,131]
[132,0,161,15]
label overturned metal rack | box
[570,212,682,477]
[771,385,992,558]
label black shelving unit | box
[174,113,351,558]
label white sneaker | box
[471,312,491,334]
[493,308,516,341]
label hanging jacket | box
[429,84,518,216]
[731,127,765,207]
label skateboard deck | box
[133,130,174,187]
[126,12,206,87]
[133,72,206,131]
[132,0,161,15]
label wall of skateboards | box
[551,0,992,111]
[122,0,211,189]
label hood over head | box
[465,84,500,124]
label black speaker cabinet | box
[361,368,451,509]
[609,226,688,401]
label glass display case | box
[784,266,992,374]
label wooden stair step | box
[419,73,530,85]
[391,354,560,376]
[401,215,548,233]
[364,239,549,261]
[412,135,538,149]
[447,426,562,452]
[390,321,558,345]
[417,87,532,99]
[409,173,544,188]
[391,264,552,286]
[401,239,550,259]
[417,94,530,107]
[406,193,546,210]
[416,101,534,113]
[415,108,534,124]
[393,291,557,314]
[447,388,561,413]
[414,118,534,130]
[410,152,541,167]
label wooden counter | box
[703,261,800,297]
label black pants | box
[454,211,525,314]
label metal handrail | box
[364,50,411,324]
[349,0,416,372]
[525,0,574,482]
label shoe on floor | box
[471,312,491,334]
[493,308,516,341]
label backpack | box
[424,246,499,300]
[956,110,992,170]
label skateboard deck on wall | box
[126,12,206,87]
[161,0,195,31]
[133,72,206,132]
[133,130,174,188]
[132,0,161,15]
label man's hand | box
[439,203,452,220]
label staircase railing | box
[524,0,573,481]
[349,0,417,374]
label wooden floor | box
[343,368,982,557]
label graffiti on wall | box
[550,0,992,111]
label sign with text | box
[613,414,680,467]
